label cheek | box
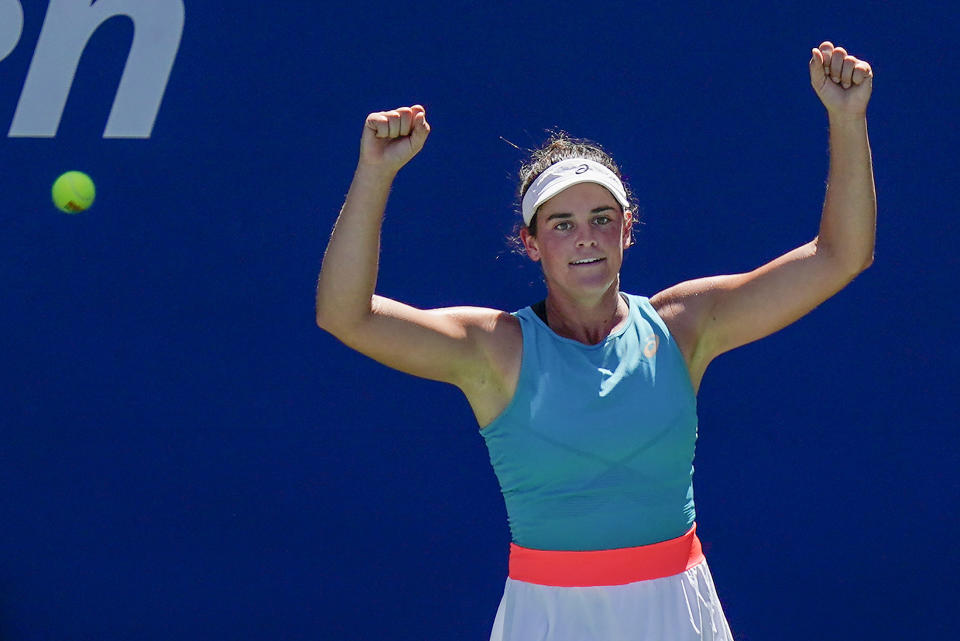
[532,234,558,256]
[602,226,625,246]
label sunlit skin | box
[520,182,633,344]
[311,40,879,639]
[316,41,876,426]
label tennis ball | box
[52,171,95,213]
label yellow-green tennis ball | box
[52,171,95,213]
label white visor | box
[521,158,629,226]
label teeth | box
[572,258,603,264]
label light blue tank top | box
[480,294,698,551]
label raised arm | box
[315,107,520,421]
[653,42,876,389]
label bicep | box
[656,238,865,369]
[323,295,505,387]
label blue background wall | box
[2,1,957,639]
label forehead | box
[538,182,622,214]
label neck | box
[544,282,628,345]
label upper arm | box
[317,294,517,392]
[653,237,868,384]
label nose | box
[575,231,598,248]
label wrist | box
[827,110,867,126]
[827,113,869,141]
[353,161,399,186]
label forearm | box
[315,163,396,331]
[816,114,877,275]
[316,106,430,332]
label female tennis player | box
[316,41,875,640]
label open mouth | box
[569,257,606,266]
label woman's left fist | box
[810,41,873,116]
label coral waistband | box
[508,524,704,587]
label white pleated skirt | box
[490,559,733,641]
[489,525,733,641]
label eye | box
[554,221,572,231]
[593,215,612,225]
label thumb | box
[409,109,430,153]
[809,47,826,92]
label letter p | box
[0,0,23,62]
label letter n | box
[8,0,185,138]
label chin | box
[568,273,618,295]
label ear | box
[622,210,634,249]
[519,226,541,262]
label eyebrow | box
[545,206,617,222]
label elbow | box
[314,292,338,333]
[850,243,875,276]
[315,308,352,340]
[314,283,344,333]
[314,301,342,334]
[315,309,329,331]
[842,251,874,282]
[814,236,874,279]
[315,293,370,339]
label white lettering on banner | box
[6,0,184,139]
[0,0,23,61]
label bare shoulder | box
[650,281,710,354]
[650,280,721,391]
[433,304,523,370]
[444,306,523,426]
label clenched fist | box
[359,105,430,175]
[810,42,873,117]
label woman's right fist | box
[359,105,430,174]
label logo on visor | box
[575,164,589,174]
